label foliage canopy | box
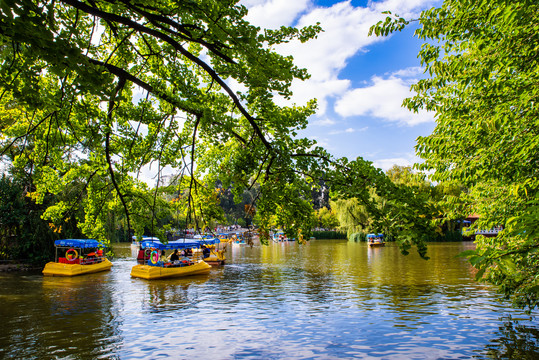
[371,0,539,310]
[0,1,434,256]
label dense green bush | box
[428,230,464,242]
[348,232,366,242]
[311,230,347,239]
[0,175,83,264]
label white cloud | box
[334,71,433,126]
[391,66,424,78]
[242,0,313,29]
[312,118,337,126]
[328,126,367,135]
[244,0,436,116]
[280,2,382,81]
[282,77,350,114]
[371,155,417,171]
[307,135,333,151]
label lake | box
[1,240,538,359]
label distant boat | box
[131,236,160,258]
[366,233,385,247]
[273,232,292,242]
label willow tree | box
[371,0,539,309]
[0,1,434,254]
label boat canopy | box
[199,238,221,245]
[132,236,160,241]
[54,239,100,248]
[366,233,384,239]
[140,239,202,250]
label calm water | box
[1,241,538,359]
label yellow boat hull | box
[203,252,226,266]
[42,259,113,276]
[130,260,211,280]
[204,257,226,266]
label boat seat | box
[59,257,80,264]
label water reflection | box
[0,241,537,359]
[0,271,122,359]
[140,276,210,313]
[485,317,539,359]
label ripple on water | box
[0,241,538,359]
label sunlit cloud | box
[242,0,313,29]
[334,71,434,126]
[328,127,367,135]
[247,0,437,115]
[312,117,337,126]
[371,154,417,171]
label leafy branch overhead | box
[0,1,434,254]
[370,0,539,310]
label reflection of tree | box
[484,318,539,359]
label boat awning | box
[54,239,100,248]
[199,238,220,245]
[366,233,384,239]
[132,236,161,241]
[140,239,202,250]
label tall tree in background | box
[371,0,539,309]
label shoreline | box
[0,261,42,272]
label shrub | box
[311,230,347,239]
[348,232,366,242]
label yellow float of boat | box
[43,239,112,277]
[202,251,226,266]
[43,258,113,276]
[130,260,211,280]
[191,237,227,266]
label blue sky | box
[241,0,440,171]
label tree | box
[0,0,323,242]
[371,0,539,310]
[331,198,369,235]
[314,206,339,230]
[0,1,435,256]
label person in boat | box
[137,246,147,264]
[85,251,97,263]
[202,245,210,258]
[170,249,180,262]
[159,249,167,262]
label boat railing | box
[476,229,500,235]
